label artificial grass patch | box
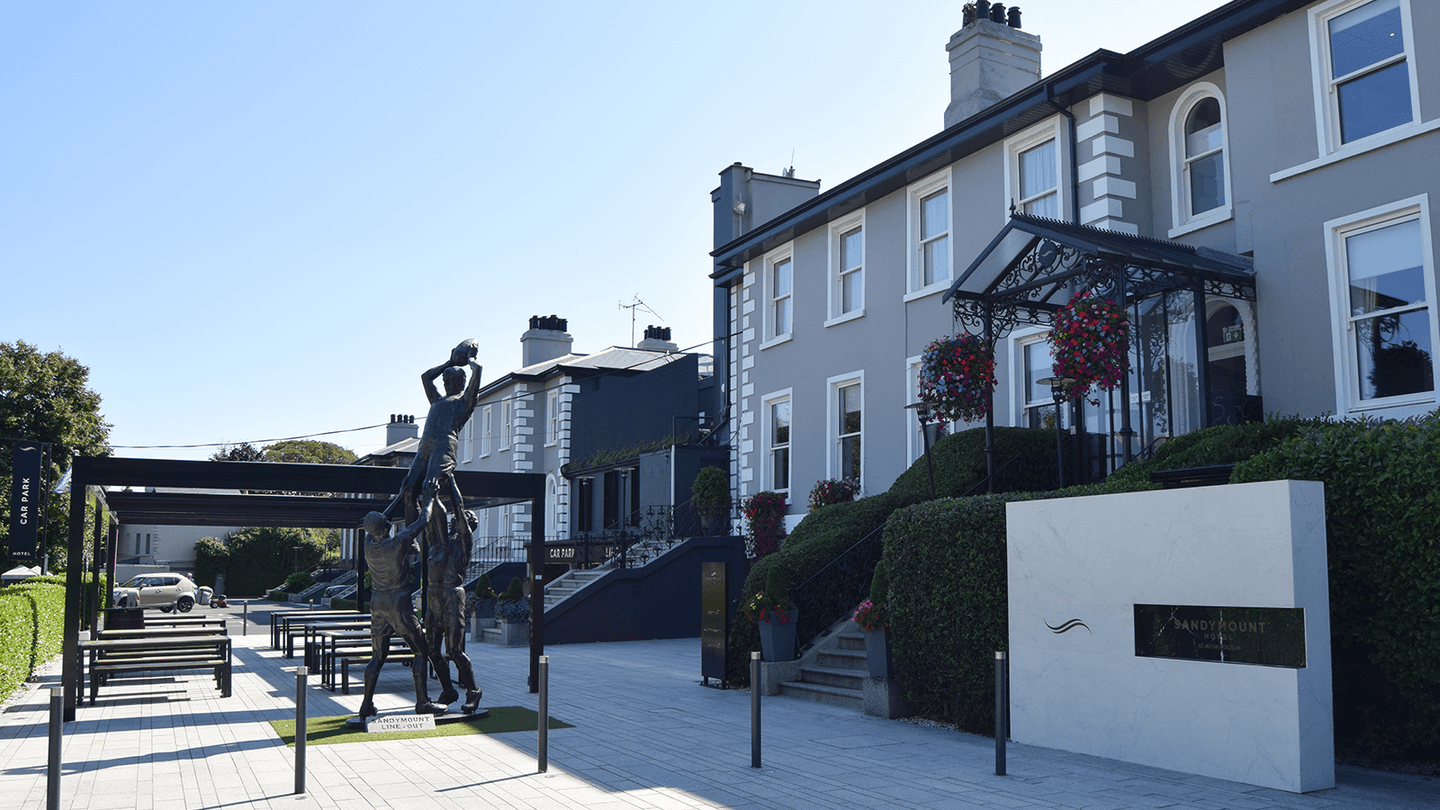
[270,706,571,747]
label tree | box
[1,341,112,567]
[198,526,329,596]
[262,440,357,466]
[210,443,264,462]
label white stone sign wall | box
[1006,479,1333,793]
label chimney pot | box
[990,3,1006,24]
[1007,5,1022,28]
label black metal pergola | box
[61,456,545,721]
[942,213,1257,482]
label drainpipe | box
[1047,84,1079,225]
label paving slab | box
[0,603,1435,809]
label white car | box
[112,573,199,613]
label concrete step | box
[837,632,867,653]
[798,665,864,691]
[816,648,867,671]
[776,680,863,710]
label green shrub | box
[330,597,358,611]
[884,495,1013,735]
[690,466,730,519]
[284,571,315,593]
[1234,415,1440,759]
[1103,415,1318,489]
[0,580,66,706]
[499,577,525,602]
[473,573,494,599]
[888,426,1059,501]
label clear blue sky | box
[1,0,1228,461]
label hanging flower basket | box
[1048,291,1131,403]
[917,334,996,424]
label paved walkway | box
[1,604,1435,809]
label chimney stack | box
[521,314,574,367]
[637,325,679,352]
[945,4,1040,128]
[385,413,418,447]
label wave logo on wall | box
[1045,618,1091,635]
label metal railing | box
[787,521,888,653]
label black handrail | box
[787,521,887,653]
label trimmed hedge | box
[1234,415,1440,760]
[888,426,1058,502]
[883,495,1014,734]
[0,580,67,706]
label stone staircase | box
[776,626,869,709]
[542,568,607,611]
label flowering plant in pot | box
[808,478,860,511]
[741,491,787,560]
[854,563,894,678]
[1047,290,1130,403]
[752,568,798,662]
[494,577,530,624]
[690,466,730,535]
[917,334,996,424]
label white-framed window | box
[480,405,493,456]
[460,419,473,463]
[762,245,794,346]
[907,170,952,297]
[827,212,865,324]
[546,389,559,447]
[762,389,793,493]
[1326,194,1436,415]
[904,357,950,466]
[1309,0,1418,153]
[1005,119,1066,220]
[501,400,513,451]
[1168,83,1232,236]
[827,372,864,485]
[1018,332,1063,430]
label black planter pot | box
[757,609,799,662]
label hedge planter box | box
[862,626,894,679]
[758,610,799,662]
[498,619,529,647]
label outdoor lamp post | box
[1036,376,1076,488]
[292,546,301,575]
[904,401,937,499]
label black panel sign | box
[1134,604,1306,668]
[701,562,728,685]
[8,441,43,560]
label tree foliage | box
[210,443,264,462]
[261,439,356,465]
[1,341,112,566]
[194,526,329,597]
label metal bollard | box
[537,655,549,773]
[995,651,1007,776]
[48,688,62,810]
[242,600,248,636]
[295,666,308,794]
[750,652,761,768]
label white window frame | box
[826,371,864,488]
[460,418,473,463]
[906,169,953,300]
[761,388,793,494]
[826,212,865,326]
[1308,0,1421,156]
[501,399,513,451]
[546,389,559,447]
[1012,328,1062,430]
[480,405,493,457]
[761,244,795,348]
[1168,82,1234,238]
[1004,117,1069,223]
[1325,194,1437,417]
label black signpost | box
[8,441,45,561]
[700,562,728,687]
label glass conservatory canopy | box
[941,213,1256,339]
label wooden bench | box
[339,648,418,695]
[271,610,364,649]
[81,635,232,704]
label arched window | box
[1169,83,1232,235]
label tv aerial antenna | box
[619,295,664,347]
